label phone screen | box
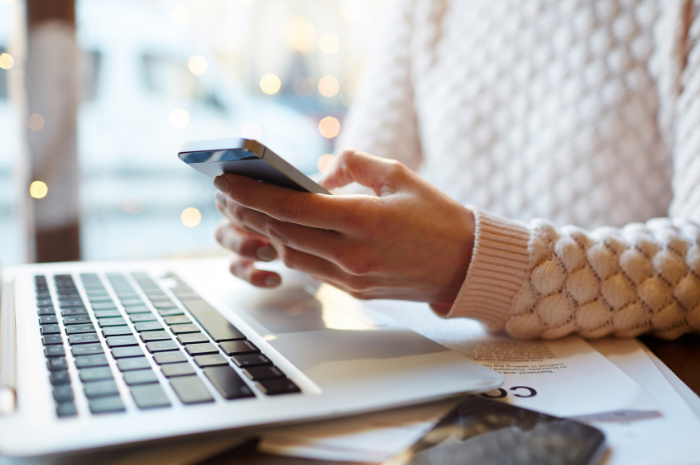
[386,397,606,465]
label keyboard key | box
[72,343,104,356]
[53,385,74,402]
[161,362,195,377]
[63,315,92,325]
[146,340,179,353]
[219,340,259,356]
[89,396,126,414]
[134,321,163,332]
[117,357,151,371]
[69,333,100,345]
[230,354,272,368]
[37,307,56,315]
[102,326,133,337]
[41,324,61,335]
[65,324,96,335]
[56,402,77,417]
[88,296,114,303]
[154,351,187,365]
[47,357,69,371]
[180,299,245,342]
[98,317,127,327]
[75,354,109,368]
[242,366,285,381]
[130,384,171,409]
[112,346,145,358]
[124,306,152,315]
[176,333,209,345]
[84,380,119,398]
[61,308,88,316]
[50,370,71,385]
[256,378,301,396]
[106,335,138,347]
[91,302,118,310]
[158,309,184,317]
[93,310,121,318]
[194,354,228,368]
[39,315,58,325]
[129,313,157,323]
[163,316,191,325]
[170,376,214,404]
[44,345,66,357]
[185,343,218,356]
[170,324,201,335]
[79,366,114,382]
[151,300,176,309]
[140,331,172,343]
[123,370,158,386]
[203,366,254,400]
[42,334,64,345]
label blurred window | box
[82,50,101,101]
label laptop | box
[0,256,502,458]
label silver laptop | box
[0,257,502,458]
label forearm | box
[441,208,700,340]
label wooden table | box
[197,334,700,465]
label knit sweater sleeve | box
[333,0,422,171]
[442,5,700,340]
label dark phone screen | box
[179,149,257,164]
[387,397,606,465]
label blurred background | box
[0,0,386,266]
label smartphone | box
[178,138,330,195]
[386,397,606,465]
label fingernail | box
[256,246,277,261]
[214,175,229,194]
[215,191,227,207]
[265,275,281,287]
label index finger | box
[214,173,363,231]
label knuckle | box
[338,248,372,276]
[266,223,289,245]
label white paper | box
[588,338,700,465]
[259,300,659,462]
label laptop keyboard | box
[35,271,300,418]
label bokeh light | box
[170,108,190,128]
[29,181,48,199]
[181,207,202,227]
[284,14,316,54]
[318,33,340,54]
[259,73,281,95]
[317,153,336,174]
[28,114,45,131]
[187,55,208,75]
[318,116,341,139]
[318,75,340,98]
[0,53,14,70]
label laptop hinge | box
[0,275,17,415]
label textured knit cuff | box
[434,208,532,330]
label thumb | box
[320,149,406,196]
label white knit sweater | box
[336,0,700,339]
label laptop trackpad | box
[233,286,377,334]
